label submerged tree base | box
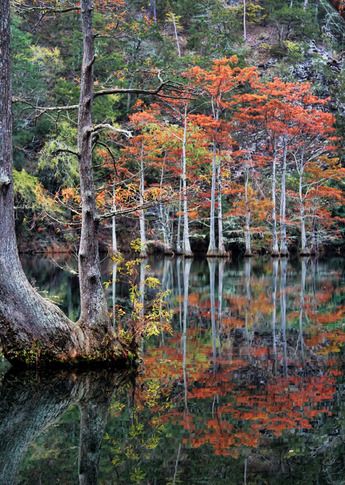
[206,250,230,258]
[300,249,316,257]
[2,335,138,369]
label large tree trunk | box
[0,0,80,364]
[78,0,109,327]
[0,0,128,366]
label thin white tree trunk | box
[217,161,226,256]
[299,166,309,255]
[207,143,218,256]
[182,107,193,256]
[139,143,147,258]
[112,261,117,329]
[280,139,288,256]
[271,259,278,366]
[244,166,252,256]
[243,0,247,41]
[172,16,182,57]
[158,164,172,253]
[218,259,225,338]
[271,148,279,256]
[176,178,182,254]
[150,0,157,23]
[176,257,183,332]
[311,213,318,255]
[111,184,118,254]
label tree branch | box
[93,81,172,98]
[100,199,171,221]
[53,148,80,158]
[92,124,132,138]
[14,4,79,14]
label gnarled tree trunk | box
[0,0,128,366]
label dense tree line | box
[10,0,345,256]
[1,0,345,366]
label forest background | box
[11,0,345,257]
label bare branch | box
[14,3,79,14]
[12,80,193,118]
[100,199,171,221]
[92,124,132,138]
[53,148,80,158]
[93,81,172,98]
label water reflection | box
[0,368,134,485]
[8,256,345,483]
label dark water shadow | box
[0,367,135,485]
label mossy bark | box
[0,0,133,367]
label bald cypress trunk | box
[78,0,109,328]
[0,0,128,366]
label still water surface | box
[1,256,345,484]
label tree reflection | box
[16,256,345,484]
[0,368,133,485]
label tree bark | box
[0,0,129,366]
[299,166,310,255]
[207,143,218,256]
[78,0,109,327]
[159,164,173,254]
[112,184,118,254]
[0,0,81,364]
[217,162,227,256]
[139,142,148,257]
[244,166,252,257]
[175,179,183,254]
[181,107,193,257]
[280,139,288,256]
[243,0,247,41]
[271,148,280,256]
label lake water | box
[1,256,345,484]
